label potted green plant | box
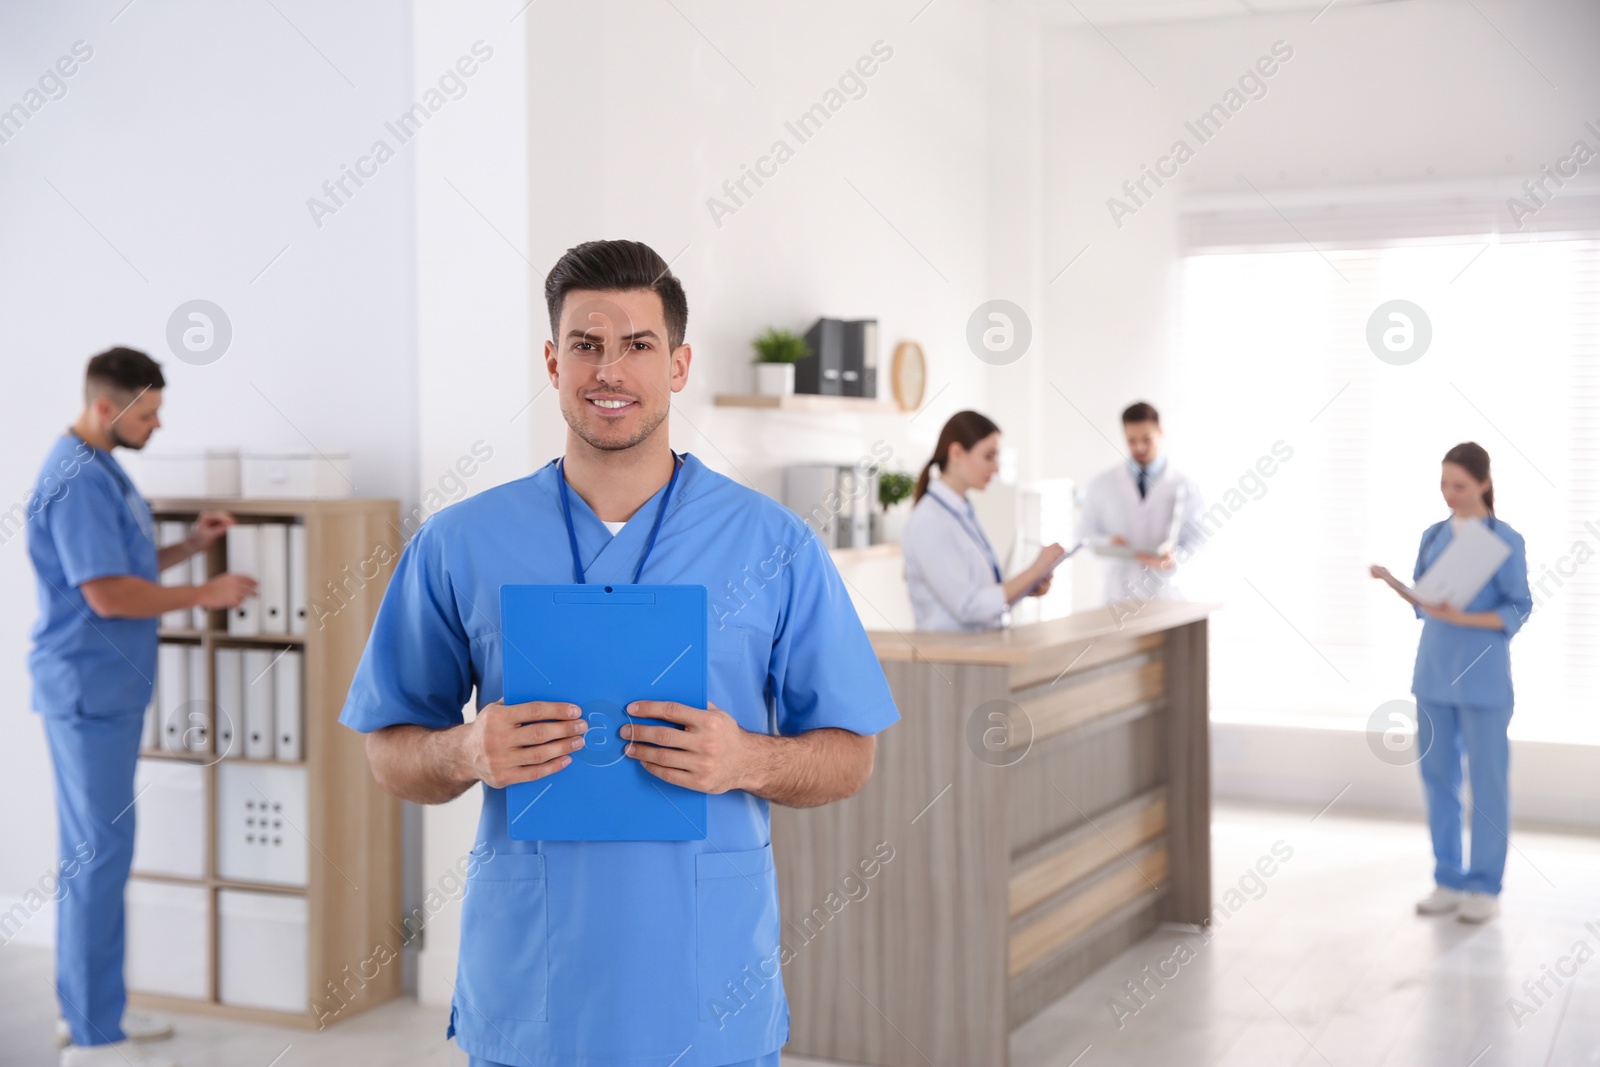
[752,328,810,397]
[874,470,915,544]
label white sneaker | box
[60,1041,178,1067]
[57,1010,174,1047]
[1415,886,1465,915]
[1458,892,1500,923]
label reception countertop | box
[865,598,1218,666]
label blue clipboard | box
[500,584,709,841]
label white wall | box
[408,0,534,1005]
[0,2,420,940]
[1214,722,1600,831]
[1040,0,1600,607]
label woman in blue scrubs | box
[342,241,899,1067]
[900,410,1066,631]
[1371,442,1532,925]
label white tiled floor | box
[3,803,1597,1066]
[1012,803,1600,1067]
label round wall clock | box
[891,341,925,411]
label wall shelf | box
[712,392,899,414]
[157,628,307,646]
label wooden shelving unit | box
[712,392,898,413]
[130,496,401,1030]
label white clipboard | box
[1019,540,1086,597]
[1411,520,1511,610]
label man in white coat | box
[1079,401,1206,604]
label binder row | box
[142,645,304,761]
[226,522,308,636]
[158,520,211,631]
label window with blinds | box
[1172,230,1600,745]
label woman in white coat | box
[900,411,1066,632]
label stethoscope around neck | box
[924,487,1003,584]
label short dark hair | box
[543,240,689,351]
[1121,401,1160,426]
[85,347,165,402]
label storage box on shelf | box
[130,497,400,1028]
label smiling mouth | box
[587,396,638,415]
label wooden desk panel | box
[773,609,1215,1066]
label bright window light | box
[1176,238,1600,745]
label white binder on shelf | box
[142,686,160,751]
[126,880,210,999]
[218,890,308,1012]
[185,645,210,754]
[189,531,209,630]
[215,648,244,760]
[226,525,260,636]
[158,522,189,630]
[242,649,275,760]
[157,644,188,753]
[273,649,303,761]
[258,523,289,634]
[288,524,308,635]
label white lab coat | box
[1079,458,1206,603]
[900,479,1010,632]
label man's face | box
[1124,420,1161,467]
[104,388,162,450]
[545,288,690,453]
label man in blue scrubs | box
[27,348,256,1067]
[342,240,900,1066]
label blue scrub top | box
[1410,516,1532,708]
[341,452,900,1067]
[26,432,159,716]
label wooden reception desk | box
[771,600,1215,1067]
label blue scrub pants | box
[1415,700,1513,896]
[470,1055,780,1067]
[42,708,144,1048]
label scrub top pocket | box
[696,843,782,1022]
[455,851,549,1022]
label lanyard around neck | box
[926,490,1002,583]
[557,452,683,585]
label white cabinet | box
[217,762,308,887]
[131,760,206,879]
[218,890,309,1013]
[241,453,352,499]
[126,881,209,999]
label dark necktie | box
[1137,466,1148,500]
